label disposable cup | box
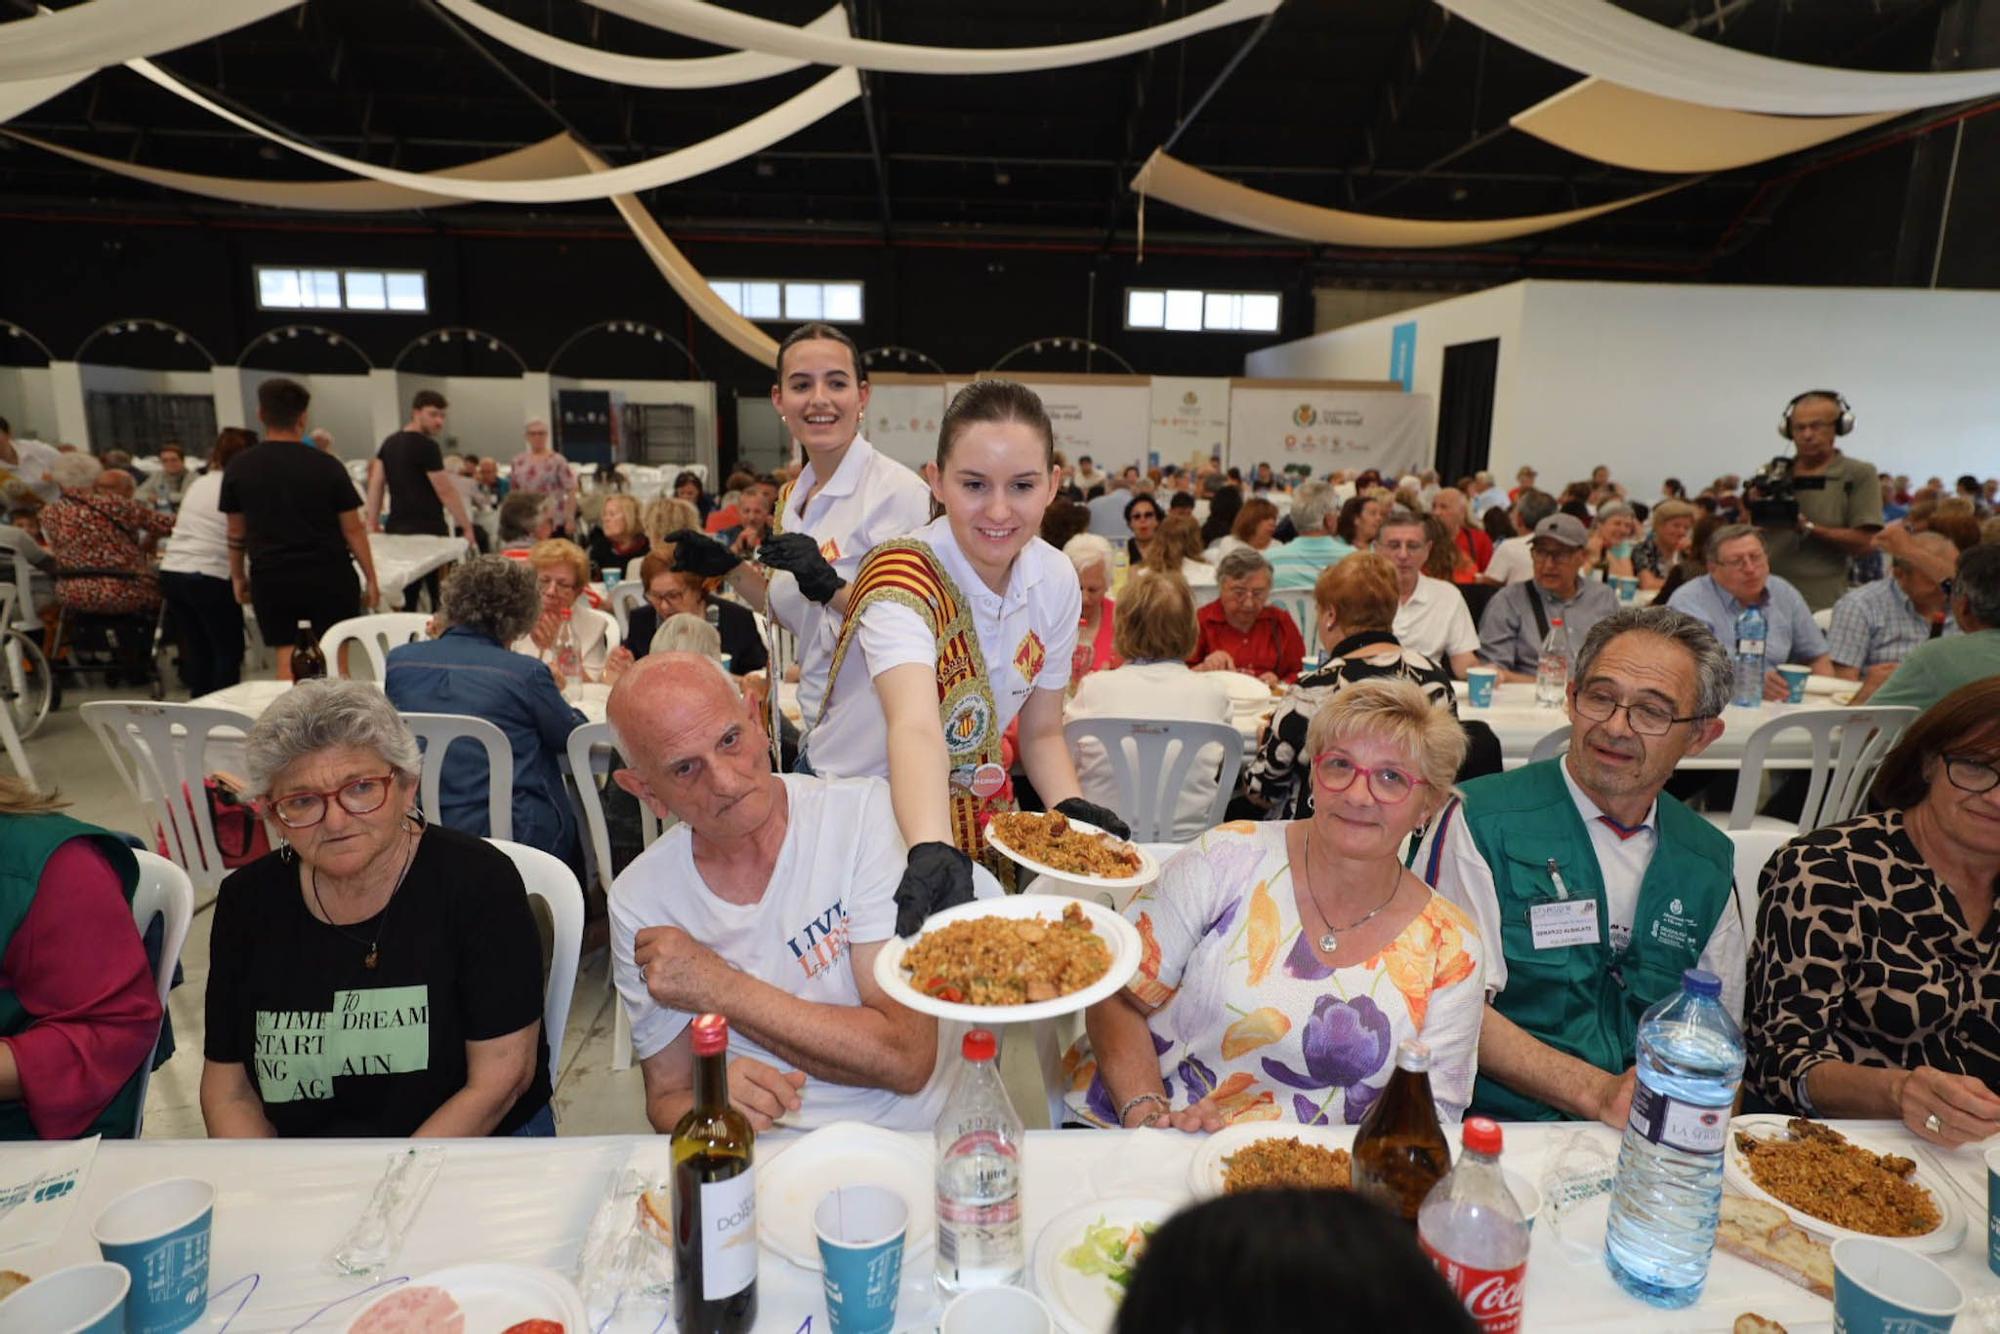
[814,1186,906,1334]
[1465,666,1497,708]
[940,1286,1053,1334]
[91,1177,214,1334]
[0,1262,128,1334]
[1831,1236,1962,1333]
[1776,663,1811,704]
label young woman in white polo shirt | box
[809,380,1129,932]
[671,323,932,727]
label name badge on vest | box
[1529,898,1601,950]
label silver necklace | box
[309,825,421,970]
[1298,822,1401,952]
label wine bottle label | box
[1626,1082,1728,1155]
[700,1170,757,1301]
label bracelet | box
[1117,1091,1168,1126]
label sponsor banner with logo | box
[1227,383,1431,479]
[864,373,949,471]
[1148,375,1232,470]
[949,375,1153,474]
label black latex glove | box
[668,528,742,579]
[757,531,846,605]
[895,841,976,938]
[1055,796,1131,842]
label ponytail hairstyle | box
[935,378,1055,470]
[775,322,865,382]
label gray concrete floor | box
[32,670,1052,1139]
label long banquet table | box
[7,1121,1989,1332]
[1469,680,1858,771]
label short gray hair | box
[1378,507,1429,542]
[245,678,422,799]
[1215,546,1272,584]
[440,555,541,643]
[498,491,549,542]
[51,452,102,490]
[1573,606,1733,721]
[1954,542,2000,627]
[653,612,723,659]
[1705,522,1764,565]
[1513,489,1556,531]
[1595,499,1635,523]
[1290,480,1337,534]
[1063,532,1115,581]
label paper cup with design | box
[1612,575,1639,602]
[1986,1145,2000,1275]
[1832,1236,1963,1333]
[1776,663,1811,703]
[91,1177,214,1334]
[1464,665,1497,708]
[940,1285,1052,1334]
[814,1185,906,1334]
[0,1261,129,1334]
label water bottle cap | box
[690,1012,729,1056]
[1682,968,1722,999]
[1462,1117,1502,1156]
[961,1029,997,1063]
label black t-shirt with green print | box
[204,824,551,1137]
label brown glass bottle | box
[672,1013,757,1333]
[290,620,327,680]
[1351,1037,1453,1225]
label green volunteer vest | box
[0,814,144,1140]
[1455,760,1733,1122]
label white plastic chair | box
[1711,705,1919,835]
[321,612,431,681]
[127,850,193,1138]
[606,581,646,640]
[567,720,671,1072]
[79,701,259,899]
[1725,827,1792,948]
[1061,718,1242,844]
[1267,589,1318,640]
[486,838,583,1092]
[1811,607,1834,632]
[1528,724,1572,765]
[402,712,514,841]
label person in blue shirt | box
[1665,523,1831,701]
[384,556,586,870]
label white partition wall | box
[1228,381,1432,479]
[865,372,948,471]
[0,365,59,440]
[1148,375,1231,471]
[231,371,377,457]
[947,373,1153,474]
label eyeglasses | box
[1573,684,1707,737]
[1220,582,1270,606]
[264,774,394,829]
[1944,755,2000,794]
[647,587,696,608]
[1312,752,1426,804]
[536,574,578,594]
[1530,545,1581,562]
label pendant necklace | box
[1298,822,1401,953]
[310,825,421,970]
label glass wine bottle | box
[672,1013,757,1333]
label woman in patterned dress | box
[508,419,576,536]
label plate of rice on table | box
[1188,1123,1359,1199]
[1723,1115,1964,1253]
[984,810,1159,890]
[872,895,1142,1024]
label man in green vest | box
[1415,606,1742,1124]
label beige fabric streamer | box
[1129,149,1678,248]
[0,0,297,83]
[0,69,87,124]
[1511,79,1895,173]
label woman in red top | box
[1429,487,1490,582]
[1064,533,1119,681]
[1189,547,1305,686]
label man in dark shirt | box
[366,389,473,609]
[222,377,380,680]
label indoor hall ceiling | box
[0,0,1964,279]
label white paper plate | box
[985,814,1160,891]
[342,1264,586,1332]
[1802,674,1847,697]
[1723,1115,1965,1254]
[1187,1122,1359,1199]
[1212,671,1277,705]
[1031,1196,1179,1334]
[873,895,1142,1025]
[756,1121,934,1271]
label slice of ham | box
[348,1284,464,1334]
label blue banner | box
[1389,321,1417,391]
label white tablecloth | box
[7,1121,1986,1332]
[1470,681,1851,771]
[367,534,469,608]
[194,678,608,726]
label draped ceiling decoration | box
[435,0,846,90]
[0,69,87,123]
[1129,149,1679,249]
[582,0,1281,76]
[1510,79,1898,174]
[0,0,298,83]
[1436,0,2000,115]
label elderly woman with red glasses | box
[201,678,554,1138]
[1063,678,1485,1130]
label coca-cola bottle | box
[1352,1037,1452,1226]
[1418,1117,1528,1334]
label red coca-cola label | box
[1420,1238,1524,1334]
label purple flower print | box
[1293,1094,1329,1127]
[1179,1055,1219,1103]
[1261,994,1393,1096]
[1282,929,1333,981]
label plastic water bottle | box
[935,1029,1023,1296]
[1731,605,1767,708]
[553,608,582,699]
[1603,968,1746,1308]
[1533,616,1570,708]
[1418,1117,1529,1332]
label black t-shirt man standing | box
[366,390,476,540]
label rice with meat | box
[1222,1137,1353,1193]
[901,901,1111,1005]
[1735,1118,1940,1237]
[991,811,1141,878]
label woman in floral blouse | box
[508,419,577,536]
[42,452,173,616]
[1066,678,1486,1129]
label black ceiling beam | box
[1157,1,1286,156]
[848,0,896,244]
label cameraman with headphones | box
[1747,390,1884,612]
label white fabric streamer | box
[582,0,1279,75]
[0,0,298,84]
[437,0,845,90]
[130,57,861,203]
[1438,0,2000,115]
[1510,79,1895,173]
[0,69,86,123]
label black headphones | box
[1779,389,1854,439]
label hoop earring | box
[405,807,428,832]
[278,841,295,864]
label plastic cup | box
[91,1177,214,1334]
[1465,666,1497,708]
[0,1262,128,1334]
[814,1186,906,1334]
[1832,1236,1963,1333]
[1776,663,1811,704]
[940,1286,1053,1334]
[1612,575,1639,602]
[1986,1145,2000,1275]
